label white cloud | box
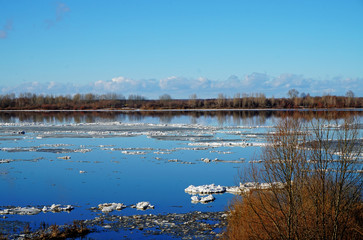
[159,76,209,90]
[244,73,269,87]
[111,76,126,83]
[93,77,157,93]
[1,74,362,98]
[47,81,56,89]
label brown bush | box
[224,185,362,240]
[223,117,362,240]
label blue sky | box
[0,0,362,98]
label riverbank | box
[4,211,227,240]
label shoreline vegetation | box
[223,118,362,240]
[0,92,362,110]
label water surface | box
[0,110,361,237]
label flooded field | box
[0,110,362,239]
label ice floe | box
[98,203,126,213]
[95,202,155,212]
[42,204,74,212]
[0,159,12,163]
[74,148,92,153]
[40,143,73,147]
[201,157,245,163]
[191,195,215,204]
[188,142,255,147]
[185,184,226,194]
[0,122,221,141]
[133,202,155,210]
[154,151,172,155]
[0,204,74,215]
[0,207,41,215]
[249,160,263,163]
[167,159,194,164]
[121,151,147,155]
[185,182,286,196]
[210,150,233,154]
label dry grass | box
[26,220,90,240]
[223,186,363,240]
[0,234,8,240]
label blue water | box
[0,110,361,237]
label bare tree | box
[287,89,299,99]
[189,93,198,108]
[159,94,172,101]
[224,117,362,240]
[217,93,227,108]
[345,90,355,107]
[345,90,354,98]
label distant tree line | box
[0,90,361,110]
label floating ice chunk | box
[251,143,269,147]
[201,158,211,163]
[0,159,12,164]
[74,148,91,153]
[154,151,171,155]
[98,203,126,213]
[200,194,215,203]
[50,204,62,212]
[41,204,74,212]
[168,159,179,162]
[226,186,246,194]
[242,182,259,188]
[63,205,74,211]
[188,141,253,147]
[238,181,286,191]
[0,209,10,214]
[185,184,226,194]
[249,160,263,163]
[134,201,154,210]
[186,182,286,196]
[101,206,114,213]
[16,207,41,215]
[121,151,146,155]
[0,207,41,215]
[191,195,215,203]
[191,196,200,203]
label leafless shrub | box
[224,117,362,240]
